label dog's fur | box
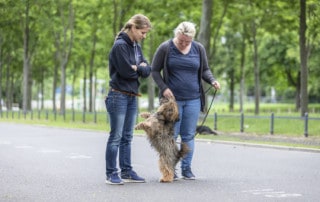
[196,125,217,135]
[135,98,189,182]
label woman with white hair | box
[152,21,220,180]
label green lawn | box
[1,103,320,149]
[1,103,320,137]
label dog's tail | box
[178,142,189,158]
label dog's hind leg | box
[159,157,174,183]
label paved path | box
[1,123,320,202]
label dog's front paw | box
[135,123,143,130]
[140,112,151,119]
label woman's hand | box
[132,62,147,71]
[212,81,221,90]
[163,88,174,99]
[131,65,137,71]
[139,62,147,67]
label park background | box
[0,0,320,142]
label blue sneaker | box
[121,170,145,183]
[106,173,124,185]
[182,168,195,180]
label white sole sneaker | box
[182,176,195,180]
[122,179,145,183]
[105,179,124,185]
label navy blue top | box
[108,32,151,95]
[167,40,200,101]
[152,39,216,112]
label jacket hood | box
[116,32,134,46]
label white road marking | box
[0,140,11,145]
[242,188,302,198]
[252,191,285,195]
[265,193,302,198]
[67,153,92,159]
[2,138,92,161]
[39,149,62,153]
[242,188,274,193]
[15,145,33,149]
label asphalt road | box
[1,122,320,202]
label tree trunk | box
[59,2,74,114]
[52,49,59,112]
[299,0,308,117]
[93,71,97,112]
[0,36,3,111]
[83,61,87,112]
[40,67,44,109]
[229,68,235,112]
[198,0,213,52]
[5,58,10,109]
[71,62,77,111]
[22,0,31,112]
[198,0,213,112]
[147,34,155,111]
[295,71,301,111]
[89,32,97,112]
[252,20,260,115]
[239,29,246,113]
[10,74,14,109]
[211,0,229,61]
[60,61,66,113]
[27,67,32,110]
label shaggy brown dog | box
[135,98,189,182]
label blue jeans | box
[105,91,137,176]
[174,98,200,170]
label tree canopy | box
[0,0,319,115]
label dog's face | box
[157,97,179,122]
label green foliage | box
[0,0,319,111]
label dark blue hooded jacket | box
[108,32,151,95]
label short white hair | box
[174,21,196,38]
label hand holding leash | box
[212,81,220,90]
[163,88,175,99]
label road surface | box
[1,123,319,202]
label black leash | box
[195,87,217,137]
